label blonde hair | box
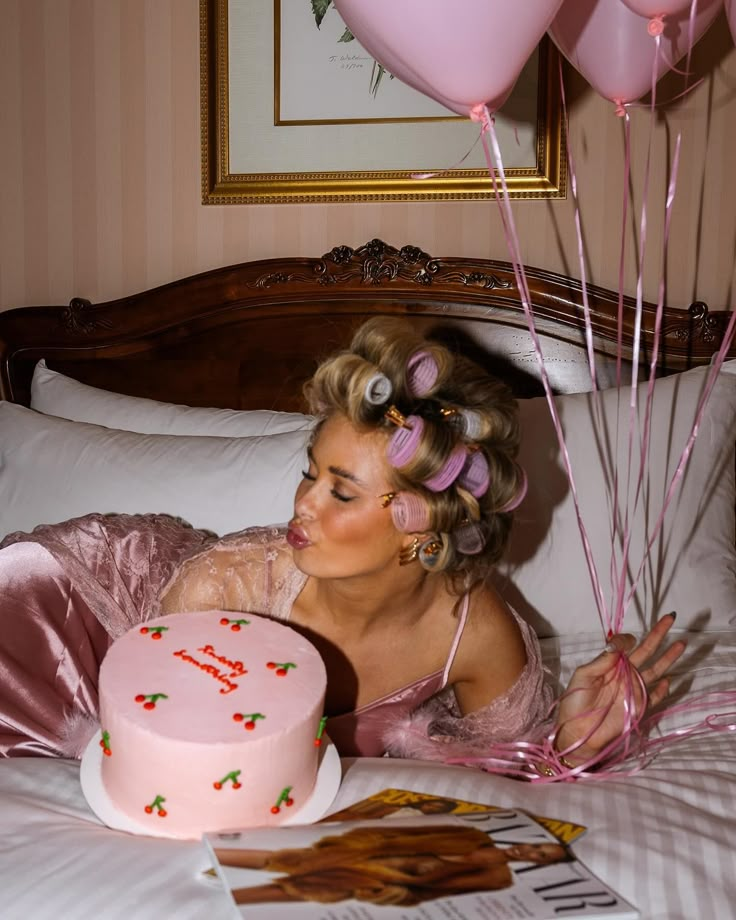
[305,318,523,589]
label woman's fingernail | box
[668,611,677,621]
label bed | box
[1,239,734,919]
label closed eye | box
[302,469,354,503]
[330,489,353,503]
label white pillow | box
[30,360,314,436]
[0,403,309,540]
[496,362,736,635]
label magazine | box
[204,807,639,920]
[321,787,588,846]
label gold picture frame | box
[201,0,566,204]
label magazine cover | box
[205,810,639,920]
[321,787,588,846]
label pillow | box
[30,360,314,436]
[495,362,736,635]
[0,404,309,540]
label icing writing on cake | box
[198,644,248,678]
[172,647,245,694]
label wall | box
[1,0,735,312]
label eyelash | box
[300,470,354,504]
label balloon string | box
[443,654,736,783]
[608,114,632,615]
[619,25,736,612]
[559,59,626,633]
[472,104,608,628]
[558,64,598,393]
[411,126,485,179]
[624,308,736,611]
[618,133,682,618]
[612,38,661,634]
[681,0,700,86]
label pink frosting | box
[98,610,326,839]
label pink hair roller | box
[406,350,439,396]
[454,522,485,555]
[390,492,431,533]
[458,450,490,498]
[387,415,424,467]
[499,468,528,512]
[423,443,467,492]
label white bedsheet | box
[2,630,734,920]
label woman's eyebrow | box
[308,447,367,487]
[328,465,366,487]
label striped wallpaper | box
[1,0,735,312]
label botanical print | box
[309,0,392,96]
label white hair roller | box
[455,409,484,441]
[364,372,393,405]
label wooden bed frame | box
[1,239,733,409]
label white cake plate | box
[80,731,342,840]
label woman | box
[0,318,684,767]
[213,825,570,906]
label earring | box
[398,536,421,566]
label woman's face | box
[288,414,410,579]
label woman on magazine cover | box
[215,824,569,906]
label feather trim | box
[57,710,99,759]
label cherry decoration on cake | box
[314,716,328,746]
[232,711,265,730]
[219,617,251,632]
[139,625,169,640]
[213,769,242,790]
[266,661,297,677]
[270,786,294,814]
[134,692,168,710]
[99,730,112,757]
[144,794,167,818]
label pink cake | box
[97,610,327,839]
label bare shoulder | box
[449,582,529,715]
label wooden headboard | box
[1,239,732,410]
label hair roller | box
[389,492,432,533]
[386,416,424,468]
[453,521,486,555]
[406,350,440,397]
[417,534,451,571]
[458,449,490,498]
[423,443,467,492]
[499,467,528,512]
[364,372,392,406]
[454,408,485,441]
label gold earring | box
[398,536,421,566]
[379,492,397,508]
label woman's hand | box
[554,613,687,767]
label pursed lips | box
[286,524,311,550]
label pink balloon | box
[333,0,565,116]
[549,0,722,105]
[621,0,694,18]
[727,0,736,43]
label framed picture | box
[201,0,566,204]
